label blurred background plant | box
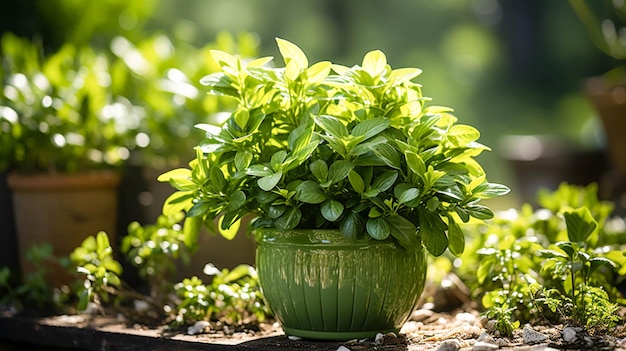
[0,33,144,174]
[569,0,626,80]
[1,0,619,206]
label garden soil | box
[22,304,626,351]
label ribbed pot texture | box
[255,229,427,340]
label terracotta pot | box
[7,171,121,286]
[255,229,426,340]
[585,77,626,177]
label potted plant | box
[158,38,510,340]
[0,33,144,285]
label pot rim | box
[254,228,422,252]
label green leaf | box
[386,214,420,249]
[447,124,480,146]
[270,151,288,169]
[306,61,332,82]
[538,249,568,260]
[362,50,387,78]
[234,151,253,171]
[389,67,422,83]
[104,271,121,287]
[162,190,194,216]
[564,207,598,242]
[351,118,390,140]
[233,108,250,130]
[183,216,202,252]
[370,143,401,169]
[210,166,226,190]
[95,231,111,253]
[310,159,328,182]
[198,72,238,97]
[588,257,616,275]
[476,255,496,284]
[246,164,274,177]
[405,151,426,177]
[187,200,212,217]
[228,190,246,210]
[246,56,273,68]
[556,241,577,259]
[466,204,494,220]
[321,199,344,222]
[157,168,194,190]
[426,197,439,212]
[340,211,365,239]
[398,187,420,205]
[420,210,448,256]
[296,181,328,204]
[315,115,348,138]
[258,171,283,191]
[275,207,302,230]
[276,37,308,70]
[209,49,238,68]
[218,216,240,240]
[447,220,465,256]
[102,259,122,276]
[370,171,398,194]
[366,217,390,240]
[288,120,314,153]
[328,160,354,184]
[348,169,365,194]
[268,205,285,219]
[77,289,91,311]
[474,182,511,198]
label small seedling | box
[538,207,620,333]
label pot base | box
[282,327,399,341]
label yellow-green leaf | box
[218,216,240,240]
[276,37,308,70]
[306,61,332,83]
[362,50,387,78]
[210,49,238,68]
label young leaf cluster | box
[121,212,191,302]
[0,244,60,313]
[68,217,269,328]
[169,264,270,329]
[159,38,509,256]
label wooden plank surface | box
[0,316,372,351]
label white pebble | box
[412,308,435,321]
[562,327,579,343]
[186,320,210,335]
[437,339,462,351]
[374,333,385,345]
[523,324,548,344]
[473,341,499,350]
[455,312,476,324]
[336,346,351,351]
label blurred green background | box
[0,0,619,208]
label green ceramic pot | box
[255,229,427,340]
